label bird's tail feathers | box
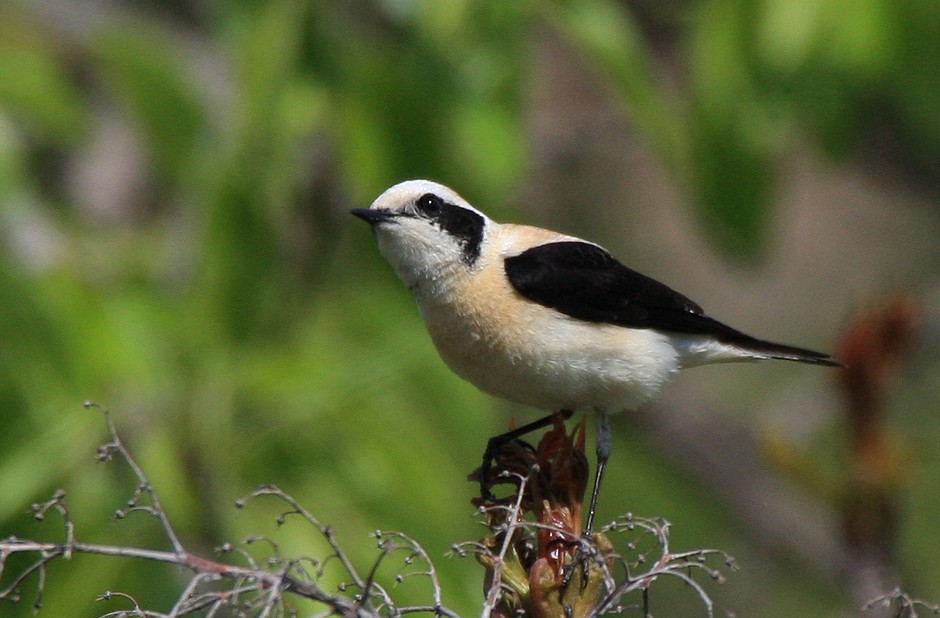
[677,331,842,368]
[736,336,842,367]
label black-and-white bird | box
[351,179,839,531]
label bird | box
[351,179,840,532]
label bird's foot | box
[560,532,601,590]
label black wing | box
[505,241,722,334]
[504,241,839,365]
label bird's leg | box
[480,409,575,500]
[585,409,611,534]
[560,409,612,591]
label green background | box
[1,1,938,616]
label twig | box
[0,405,458,617]
[87,402,186,557]
[591,515,735,617]
[480,467,534,618]
[862,587,940,618]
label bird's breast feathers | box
[413,225,682,412]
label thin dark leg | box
[480,409,574,499]
[585,409,611,533]
[561,409,613,590]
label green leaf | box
[0,15,87,141]
[90,23,206,184]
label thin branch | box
[862,587,940,618]
[237,484,367,592]
[480,468,533,618]
[590,515,735,617]
[1,405,459,617]
[86,402,186,557]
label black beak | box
[350,208,398,225]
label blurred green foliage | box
[0,0,937,616]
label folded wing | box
[504,241,838,366]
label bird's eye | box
[416,193,444,217]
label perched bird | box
[351,179,839,531]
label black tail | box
[731,335,843,367]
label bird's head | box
[351,180,490,292]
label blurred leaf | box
[186,1,319,342]
[884,0,940,176]
[189,174,285,342]
[90,23,206,184]
[545,0,689,173]
[449,100,526,197]
[0,262,72,415]
[547,0,775,256]
[755,0,827,73]
[820,0,899,79]
[688,113,774,257]
[0,412,98,522]
[687,0,778,256]
[0,12,87,142]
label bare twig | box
[591,515,736,617]
[480,468,533,618]
[87,402,186,557]
[0,405,458,617]
[3,403,745,617]
[862,587,940,618]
